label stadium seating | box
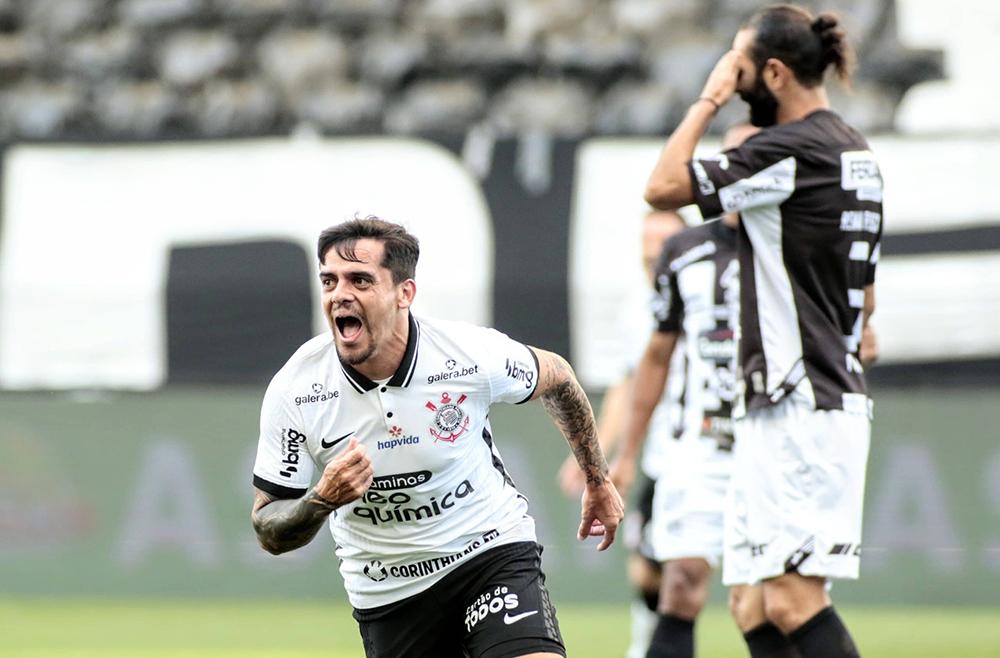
[0,0,941,140]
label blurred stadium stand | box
[0,0,943,140]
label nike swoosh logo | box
[503,610,538,625]
[321,432,354,449]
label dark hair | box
[745,4,854,87]
[317,215,420,284]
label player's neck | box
[777,86,829,125]
[354,312,410,381]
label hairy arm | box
[251,489,338,555]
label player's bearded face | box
[331,299,378,365]
[738,68,779,128]
[322,242,397,366]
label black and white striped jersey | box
[653,219,739,443]
[688,110,882,416]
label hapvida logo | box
[377,425,420,450]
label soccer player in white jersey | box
[250,217,624,658]
[556,210,687,658]
[644,5,880,658]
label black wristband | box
[697,97,721,112]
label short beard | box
[336,341,375,366]
[739,75,779,128]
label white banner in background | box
[0,138,493,390]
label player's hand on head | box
[314,437,373,507]
[700,49,743,108]
[578,478,625,552]
[557,455,586,498]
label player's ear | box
[764,58,787,91]
[397,279,416,309]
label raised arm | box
[251,437,373,555]
[645,50,743,210]
[529,347,625,551]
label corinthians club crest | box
[425,392,470,443]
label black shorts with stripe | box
[353,541,565,658]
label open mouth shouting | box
[334,312,365,345]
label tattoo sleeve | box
[251,489,338,555]
[537,352,608,487]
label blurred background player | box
[557,209,687,658]
[644,5,882,658]
[611,123,757,658]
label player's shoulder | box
[659,221,721,273]
[266,333,337,396]
[416,315,528,375]
[771,110,870,152]
[417,315,513,346]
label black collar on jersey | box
[339,312,421,394]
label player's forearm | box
[616,359,669,463]
[251,490,337,555]
[645,101,715,209]
[594,376,631,454]
[538,357,608,488]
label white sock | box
[625,600,658,658]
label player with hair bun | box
[645,5,881,658]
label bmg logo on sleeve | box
[504,358,534,389]
[279,428,307,478]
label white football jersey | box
[252,313,538,609]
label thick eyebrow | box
[318,268,376,281]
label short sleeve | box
[472,327,540,405]
[652,240,684,334]
[252,376,314,499]
[688,134,796,219]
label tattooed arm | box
[529,347,625,551]
[251,437,373,555]
[252,489,339,555]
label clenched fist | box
[313,437,374,507]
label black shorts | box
[353,541,565,658]
[634,472,656,528]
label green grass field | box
[2,601,998,658]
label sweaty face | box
[320,239,400,366]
